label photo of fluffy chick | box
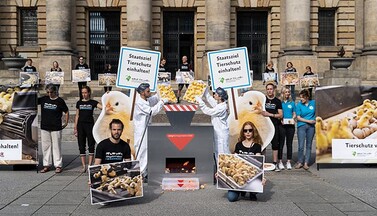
[315,117,329,154]
[228,90,274,151]
[93,90,135,157]
[327,120,340,146]
[339,117,356,139]
[357,115,370,129]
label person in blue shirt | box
[295,89,316,170]
[278,86,296,170]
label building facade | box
[0,0,376,84]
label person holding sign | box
[195,87,230,163]
[23,58,37,72]
[75,56,89,100]
[279,86,296,170]
[227,121,265,202]
[263,61,277,85]
[159,57,167,72]
[102,64,115,93]
[303,66,314,99]
[74,86,102,172]
[134,83,167,177]
[51,61,62,95]
[261,82,283,172]
[94,119,131,165]
[177,56,193,103]
[284,62,297,101]
[38,84,69,173]
[295,89,315,170]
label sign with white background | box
[0,140,22,160]
[207,47,251,90]
[332,139,377,160]
[117,47,161,91]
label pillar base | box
[283,47,313,56]
[322,69,361,86]
[39,54,76,81]
[361,46,377,56]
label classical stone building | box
[0,0,375,85]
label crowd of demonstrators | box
[38,84,69,173]
[74,86,102,173]
[261,82,283,172]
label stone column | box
[284,0,311,55]
[127,0,151,49]
[202,0,231,80]
[363,0,377,54]
[45,0,72,54]
[205,0,230,51]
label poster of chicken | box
[89,161,143,205]
[316,86,377,164]
[217,154,264,193]
[93,90,135,158]
[0,86,38,165]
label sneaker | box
[249,193,258,201]
[278,162,285,170]
[286,162,292,170]
[274,163,281,172]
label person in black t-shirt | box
[177,56,193,103]
[75,56,90,100]
[94,119,131,165]
[50,61,63,95]
[159,57,167,72]
[74,86,102,172]
[262,82,283,172]
[228,121,265,202]
[23,58,37,72]
[38,84,69,174]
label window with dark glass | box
[318,9,336,46]
[20,8,38,46]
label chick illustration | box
[228,90,274,151]
[327,120,340,146]
[357,115,370,129]
[315,117,328,154]
[93,90,135,156]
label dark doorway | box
[89,11,120,80]
[163,11,194,79]
[237,11,268,80]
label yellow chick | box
[315,117,328,154]
[3,94,11,101]
[0,92,6,98]
[327,120,340,146]
[357,115,370,129]
[360,109,374,121]
[339,117,355,139]
[355,108,365,120]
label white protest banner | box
[207,47,251,90]
[332,139,377,160]
[116,47,161,91]
[0,140,22,160]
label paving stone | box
[34,204,78,214]
[46,191,88,205]
[343,211,377,216]
[295,203,337,212]
[12,196,51,205]
[305,210,345,216]
[0,204,41,215]
[333,202,376,212]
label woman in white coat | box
[134,83,166,176]
[196,87,230,162]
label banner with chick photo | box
[93,90,136,158]
[227,89,275,152]
[0,86,38,165]
[89,161,143,205]
[316,86,377,164]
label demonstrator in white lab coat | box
[134,83,166,176]
[196,87,230,162]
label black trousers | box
[77,122,95,155]
[279,124,295,160]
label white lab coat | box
[196,91,230,162]
[133,93,164,175]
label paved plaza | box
[0,141,377,216]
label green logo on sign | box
[220,77,224,83]
[126,75,131,81]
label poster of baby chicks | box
[316,86,377,163]
[89,161,143,205]
[217,154,264,193]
